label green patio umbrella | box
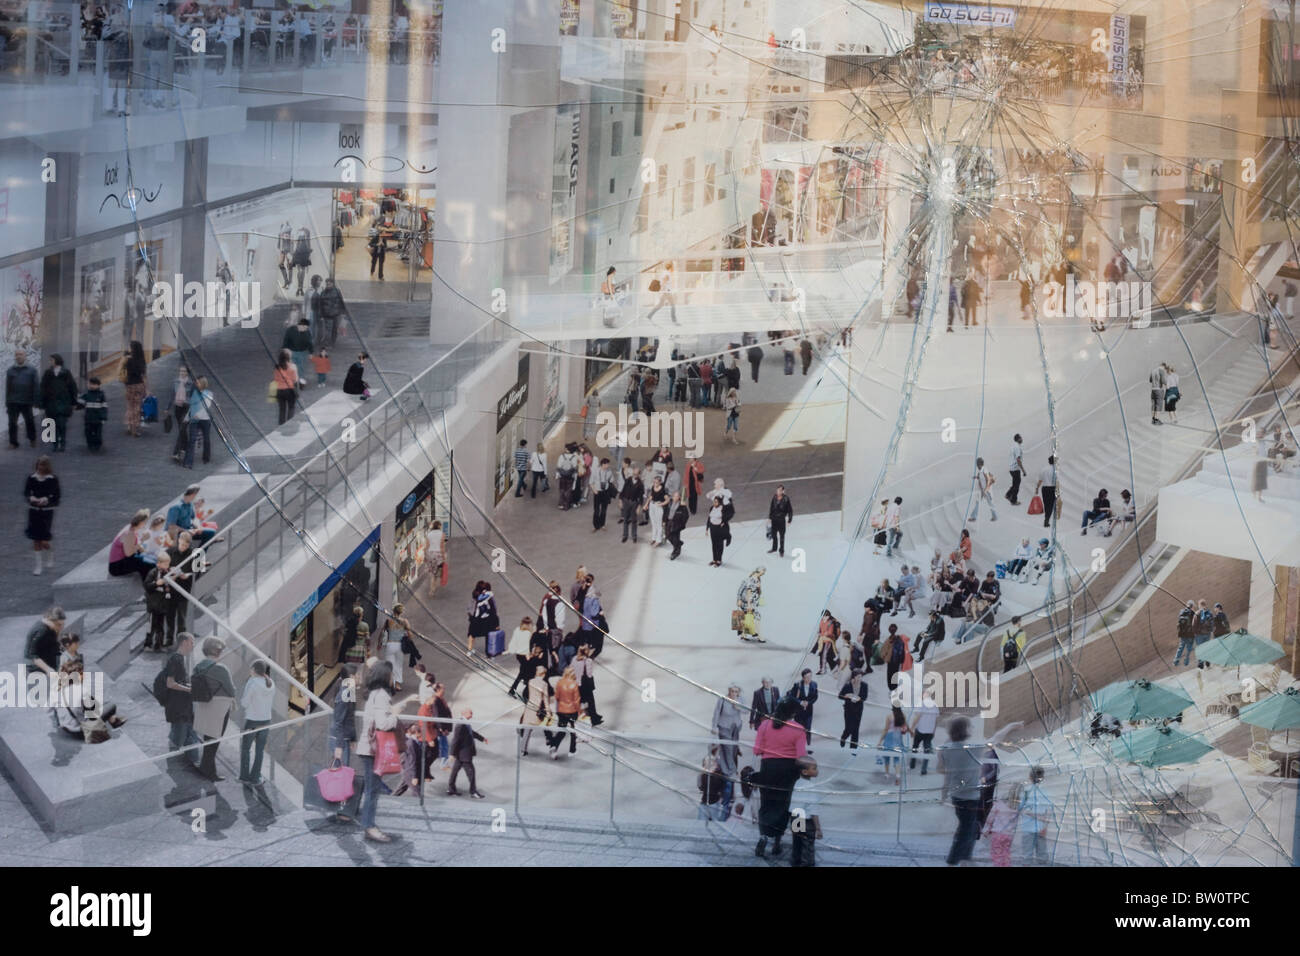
[1238,687,1300,739]
[1092,678,1194,722]
[1193,629,1284,670]
[1110,725,1214,768]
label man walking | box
[967,456,997,522]
[316,278,347,347]
[446,708,487,798]
[750,678,780,730]
[767,484,794,556]
[5,348,38,448]
[1006,433,1024,505]
[1032,456,1057,529]
[838,668,867,749]
[789,669,819,749]
[747,342,763,382]
[513,439,529,497]
[665,491,689,559]
[939,716,984,865]
[1148,362,1167,425]
[962,274,982,327]
[619,465,644,542]
[162,632,202,769]
[799,338,813,375]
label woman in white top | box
[356,660,399,842]
[529,444,549,497]
[379,605,411,690]
[723,387,741,443]
[141,514,171,564]
[238,660,275,784]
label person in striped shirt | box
[513,439,529,498]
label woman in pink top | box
[751,699,805,858]
[107,508,151,582]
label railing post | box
[513,730,521,815]
[609,737,617,823]
[25,3,36,74]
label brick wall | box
[925,549,1255,729]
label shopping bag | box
[440,559,449,588]
[373,730,403,775]
[304,764,364,816]
[140,394,159,422]
[995,561,1007,579]
[1027,495,1044,515]
[314,763,356,802]
[731,609,743,631]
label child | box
[191,497,220,532]
[80,377,108,451]
[311,347,331,387]
[143,552,179,650]
[982,783,1021,867]
[139,514,171,565]
[789,755,823,867]
[394,723,424,798]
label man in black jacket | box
[665,491,689,559]
[619,466,644,543]
[447,708,487,798]
[316,278,347,347]
[767,485,794,556]
[838,669,867,749]
[789,669,819,748]
[5,348,39,448]
[747,343,763,382]
[914,611,946,662]
[749,678,780,730]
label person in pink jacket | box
[751,699,806,858]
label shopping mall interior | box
[0,0,1297,872]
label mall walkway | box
[0,295,439,616]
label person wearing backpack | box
[157,632,201,768]
[1211,603,1231,638]
[466,580,499,656]
[1173,600,1196,667]
[1193,599,1216,669]
[192,637,236,781]
[555,443,580,510]
[1001,616,1026,672]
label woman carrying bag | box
[356,660,399,843]
[271,349,300,425]
[518,664,554,757]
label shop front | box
[494,353,529,504]
[393,460,452,604]
[287,527,381,712]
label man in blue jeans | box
[166,485,217,547]
[513,439,530,496]
[163,633,202,767]
[1173,600,1196,666]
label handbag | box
[1027,494,1044,515]
[304,763,364,815]
[267,380,278,403]
[372,729,403,775]
[314,761,356,802]
[440,559,450,587]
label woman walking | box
[238,660,274,785]
[466,580,499,656]
[707,495,728,567]
[877,702,911,784]
[518,664,553,756]
[24,455,60,576]
[356,660,399,842]
[183,376,216,469]
[328,663,358,777]
[273,348,300,424]
[1162,363,1180,424]
[121,340,148,437]
[379,604,411,691]
[723,387,741,443]
[644,474,668,546]
[751,699,806,858]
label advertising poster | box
[0,259,43,372]
[495,355,530,504]
[77,258,115,384]
[550,104,580,283]
[542,348,564,434]
[393,465,451,602]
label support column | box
[1247,559,1279,642]
[41,151,79,359]
[179,138,209,357]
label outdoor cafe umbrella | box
[1193,629,1284,675]
[1092,678,1193,722]
[1237,687,1300,743]
[1110,725,1214,768]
